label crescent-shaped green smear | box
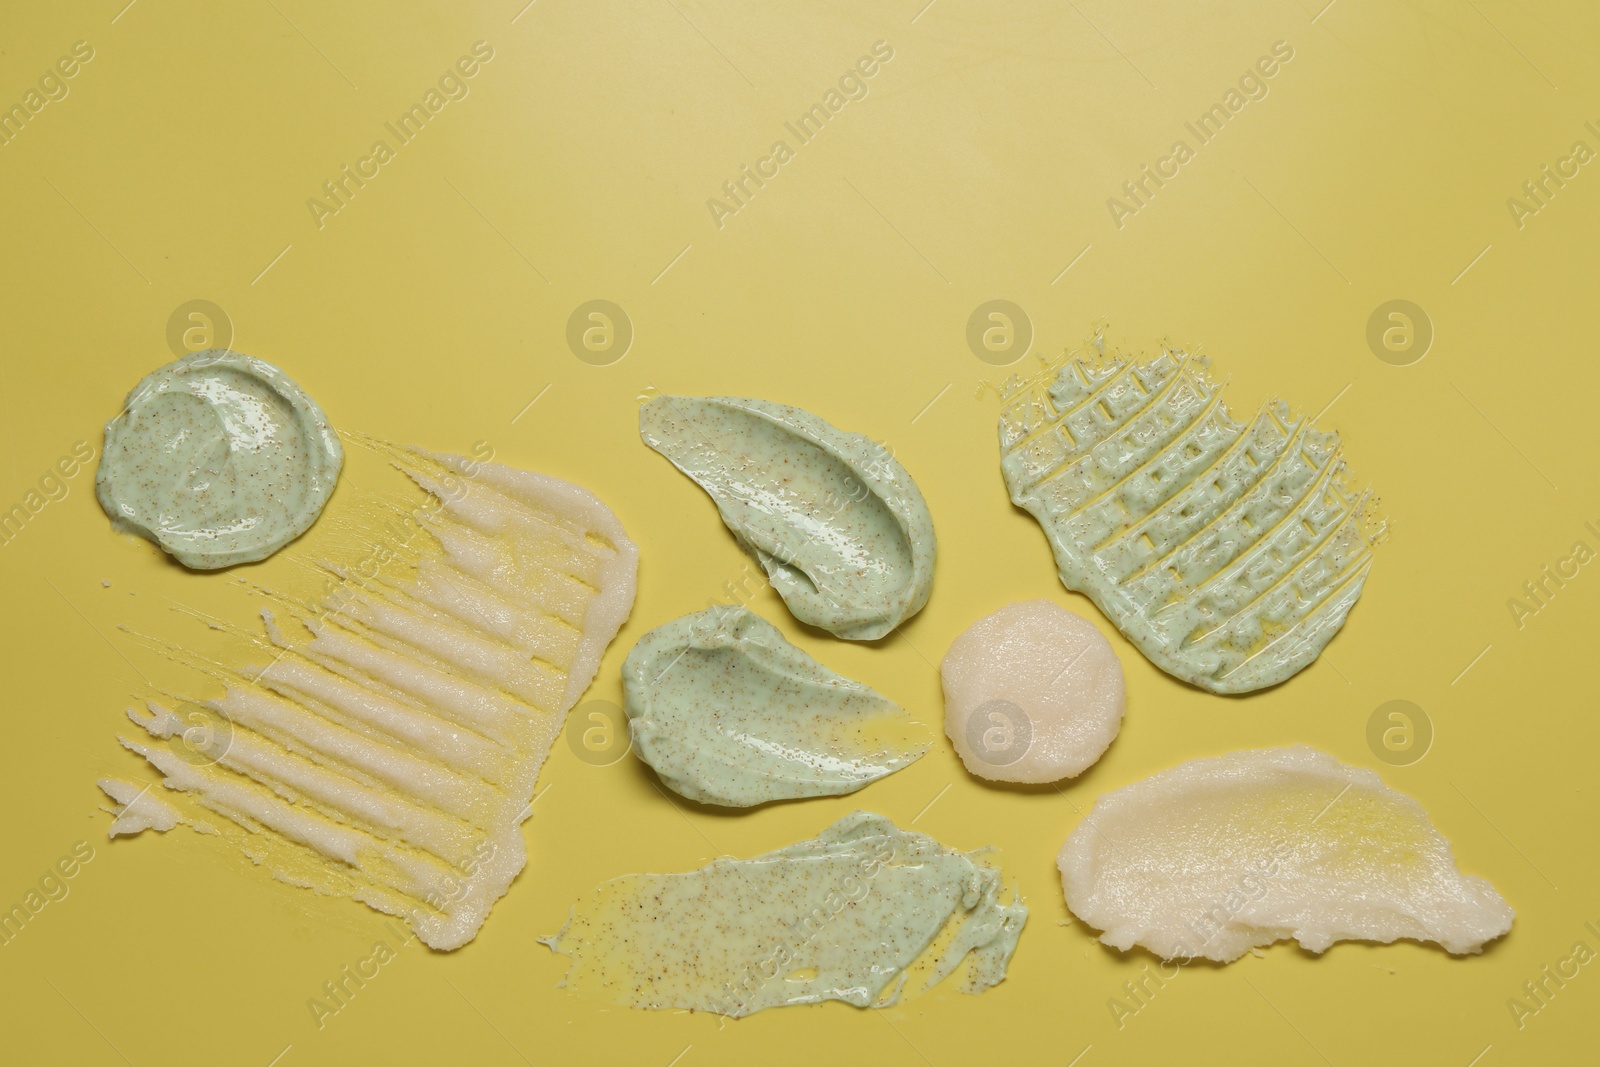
[623,607,929,807]
[639,396,936,640]
[545,812,1027,1017]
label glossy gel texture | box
[999,351,1383,693]
[640,395,935,640]
[547,811,1027,1016]
[96,350,343,569]
[1058,746,1513,962]
[623,606,929,806]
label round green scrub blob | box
[95,350,342,569]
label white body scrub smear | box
[941,600,1124,783]
[1058,746,1514,962]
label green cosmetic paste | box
[639,396,936,640]
[998,352,1380,693]
[623,607,929,807]
[545,812,1027,1016]
[96,350,342,569]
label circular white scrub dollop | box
[941,600,1124,783]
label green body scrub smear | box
[96,350,342,569]
[640,395,936,640]
[623,606,929,806]
[545,812,1027,1017]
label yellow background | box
[2,1,1597,1064]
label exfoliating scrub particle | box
[98,778,216,837]
[546,811,1027,1016]
[1058,746,1513,962]
[623,606,930,806]
[998,348,1383,693]
[96,350,343,569]
[639,395,936,640]
[941,600,1123,783]
[110,450,637,950]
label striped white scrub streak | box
[110,449,637,950]
[998,348,1384,694]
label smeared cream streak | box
[110,449,637,949]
